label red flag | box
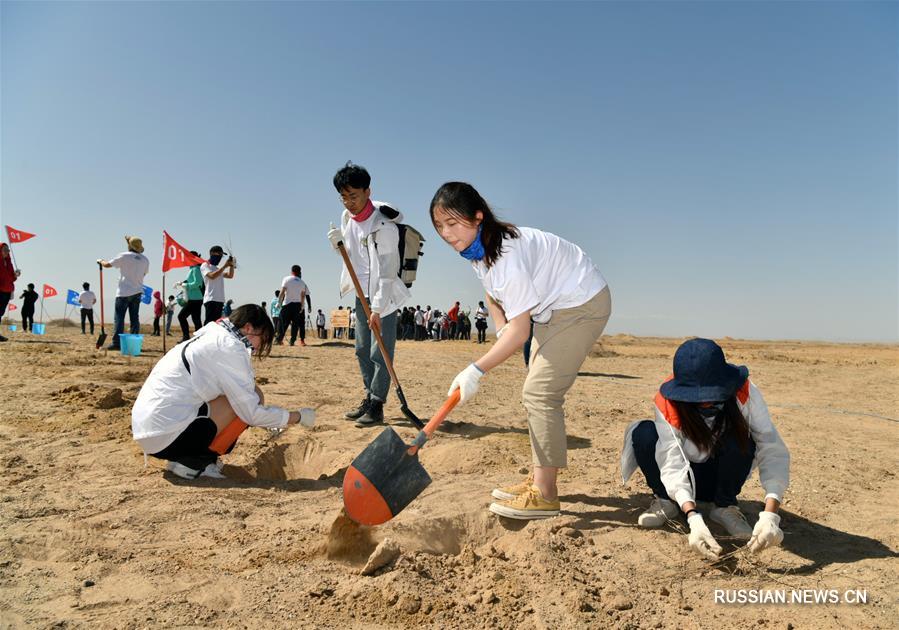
[7,303,16,311]
[43,284,57,298]
[162,231,206,272]
[5,225,36,244]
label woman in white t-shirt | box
[431,181,612,520]
[132,304,315,480]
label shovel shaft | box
[335,243,402,385]
[407,390,461,455]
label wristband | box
[685,509,699,518]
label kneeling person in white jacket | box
[132,304,315,480]
[620,338,790,560]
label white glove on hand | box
[327,223,343,250]
[687,513,722,560]
[448,363,485,405]
[747,511,783,553]
[495,324,509,340]
[299,407,316,428]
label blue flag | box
[66,289,81,307]
[142,285,153,305]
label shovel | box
[343,389,460,526]
[334,238,423,429]
[95,262,107,349]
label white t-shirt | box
[473,227,607,324]
[342,212,376,297]
[131,321,290,454]
[78,290,96,309]
[109,251,149,298]
[201,262,226,303]
[280,275,308,306]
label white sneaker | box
[166,461,202,479]
[637,497,680,528]
[200,463,226,479]
[166,461,226,480]
[709,505,753,539]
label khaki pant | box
[521,286,611,468]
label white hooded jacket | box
[131,321,290,454]
[620,380,790,507]
[338,200,411,315]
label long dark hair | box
[429,182,519,268]
[673,398,751,455]
[228,304,275,359]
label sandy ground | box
[0,321,897,629]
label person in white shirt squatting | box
[619,338,790,559]
[131,304,315,480]
[430,181,612,520]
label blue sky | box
[2,1,896,341]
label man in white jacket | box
[328,162,411,427]
[132,304,315,479]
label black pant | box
[80,308,94,334]
[476,320,487,343]
[0,291,10,319]
[149,405,237,471]
[632,420,756,507]
[277,302,305,343]
[204,301,224,325]
[22,309,34,332]
[317,325,326,338]
[178,300,203,340]
[152,316,161,335]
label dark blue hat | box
[660,338,749,403]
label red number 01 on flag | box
[162,231,206,272]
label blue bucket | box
[32,323,46,335]
[8,325,16,332]
[119,334,144,356]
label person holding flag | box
[0,243,21,342]
[78,282,96,335]
[98,236,149,350]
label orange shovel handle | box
[407,390,461,456]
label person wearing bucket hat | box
[619,338,790,560]
[430,182,612,520]
[98,236,150,350]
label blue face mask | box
[459,225,485,261]
[209,254,223,266]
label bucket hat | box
[660,338,749,403]
[125,235,144,254]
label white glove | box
[747,511,783,553]
[495,324,509,340]
[448,363,485,405]
[327,223,343,250]
[299,407,316,428]
[687,513,722,560]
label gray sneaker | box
[709,505,753,539]
[637,497,680,528]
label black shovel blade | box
[96,330,107,349]
[343,427,432,526]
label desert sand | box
[0,322,897,629]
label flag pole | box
[162,273,167,353]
